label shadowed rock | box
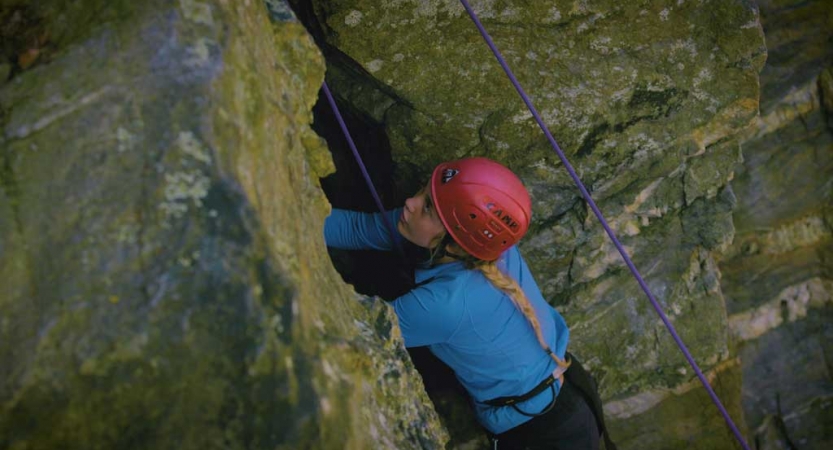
[0,1,447,448]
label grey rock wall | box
[720,1,833,448]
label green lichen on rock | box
[684,140,743,205]
[605,360,747,450]
[302,0,765,190]
[0,0,446,448]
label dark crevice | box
[779,299,790,326]
[576,122,610,158]
[653,328,661,351]
[0,4,52,81]
[576,196,590,231]
[576,86,689,158]
[289,4,488,444]
[137,129,151,306]
[313,89,401,212]
[773,393,800,450]
[817,68,833,132]
[287,0,414,111]
[311,80,423,301]
[288,0,431,297]
[566,247,577,286]
[530,196,583,234]
[0,136,23,236]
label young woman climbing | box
[324,157,615,449]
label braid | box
[426,229,570,369]
[464,257,570,369]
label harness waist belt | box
[483,368,564,407]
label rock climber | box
[324,157,615,449]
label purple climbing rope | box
[321,81,403,255]
[458,1,750,448]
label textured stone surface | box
[719,0,833,448]
[605,359,746,450]
[298,0,767,390]
[755,0,833,113]
[298,1,768,447]
[737,302,833,449]
[0,0,447,448]
[2,0,831,448]
[287,0,833,446]
[722,104,833,313]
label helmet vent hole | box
[502,240,507,245]
[469,213,477,219]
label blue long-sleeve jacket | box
[324,208,570,434]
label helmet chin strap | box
[428,233,458,265]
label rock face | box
[720,0,833,448]
[0,1,446,449]
[298,0,765,448]
[296,0,831,448]
[1,0,830,449]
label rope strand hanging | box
[457,1,750,448]
[321,3,750,447]
[321,81,403,257]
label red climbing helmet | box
[430,157,532,261]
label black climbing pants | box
[408,347,616,450]
[493,374,598,449]
[493,353,616,450]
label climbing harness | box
[486,353,616,450]
[319,1,751,449]
[482,372,559,417]
[483,345,563,416]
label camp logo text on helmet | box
[485,201,520,231]
[430,157,532,261]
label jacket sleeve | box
[324,208,404,251]
[392,282,463,347]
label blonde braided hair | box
[451,245,570,370]
[420,184,569,369]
